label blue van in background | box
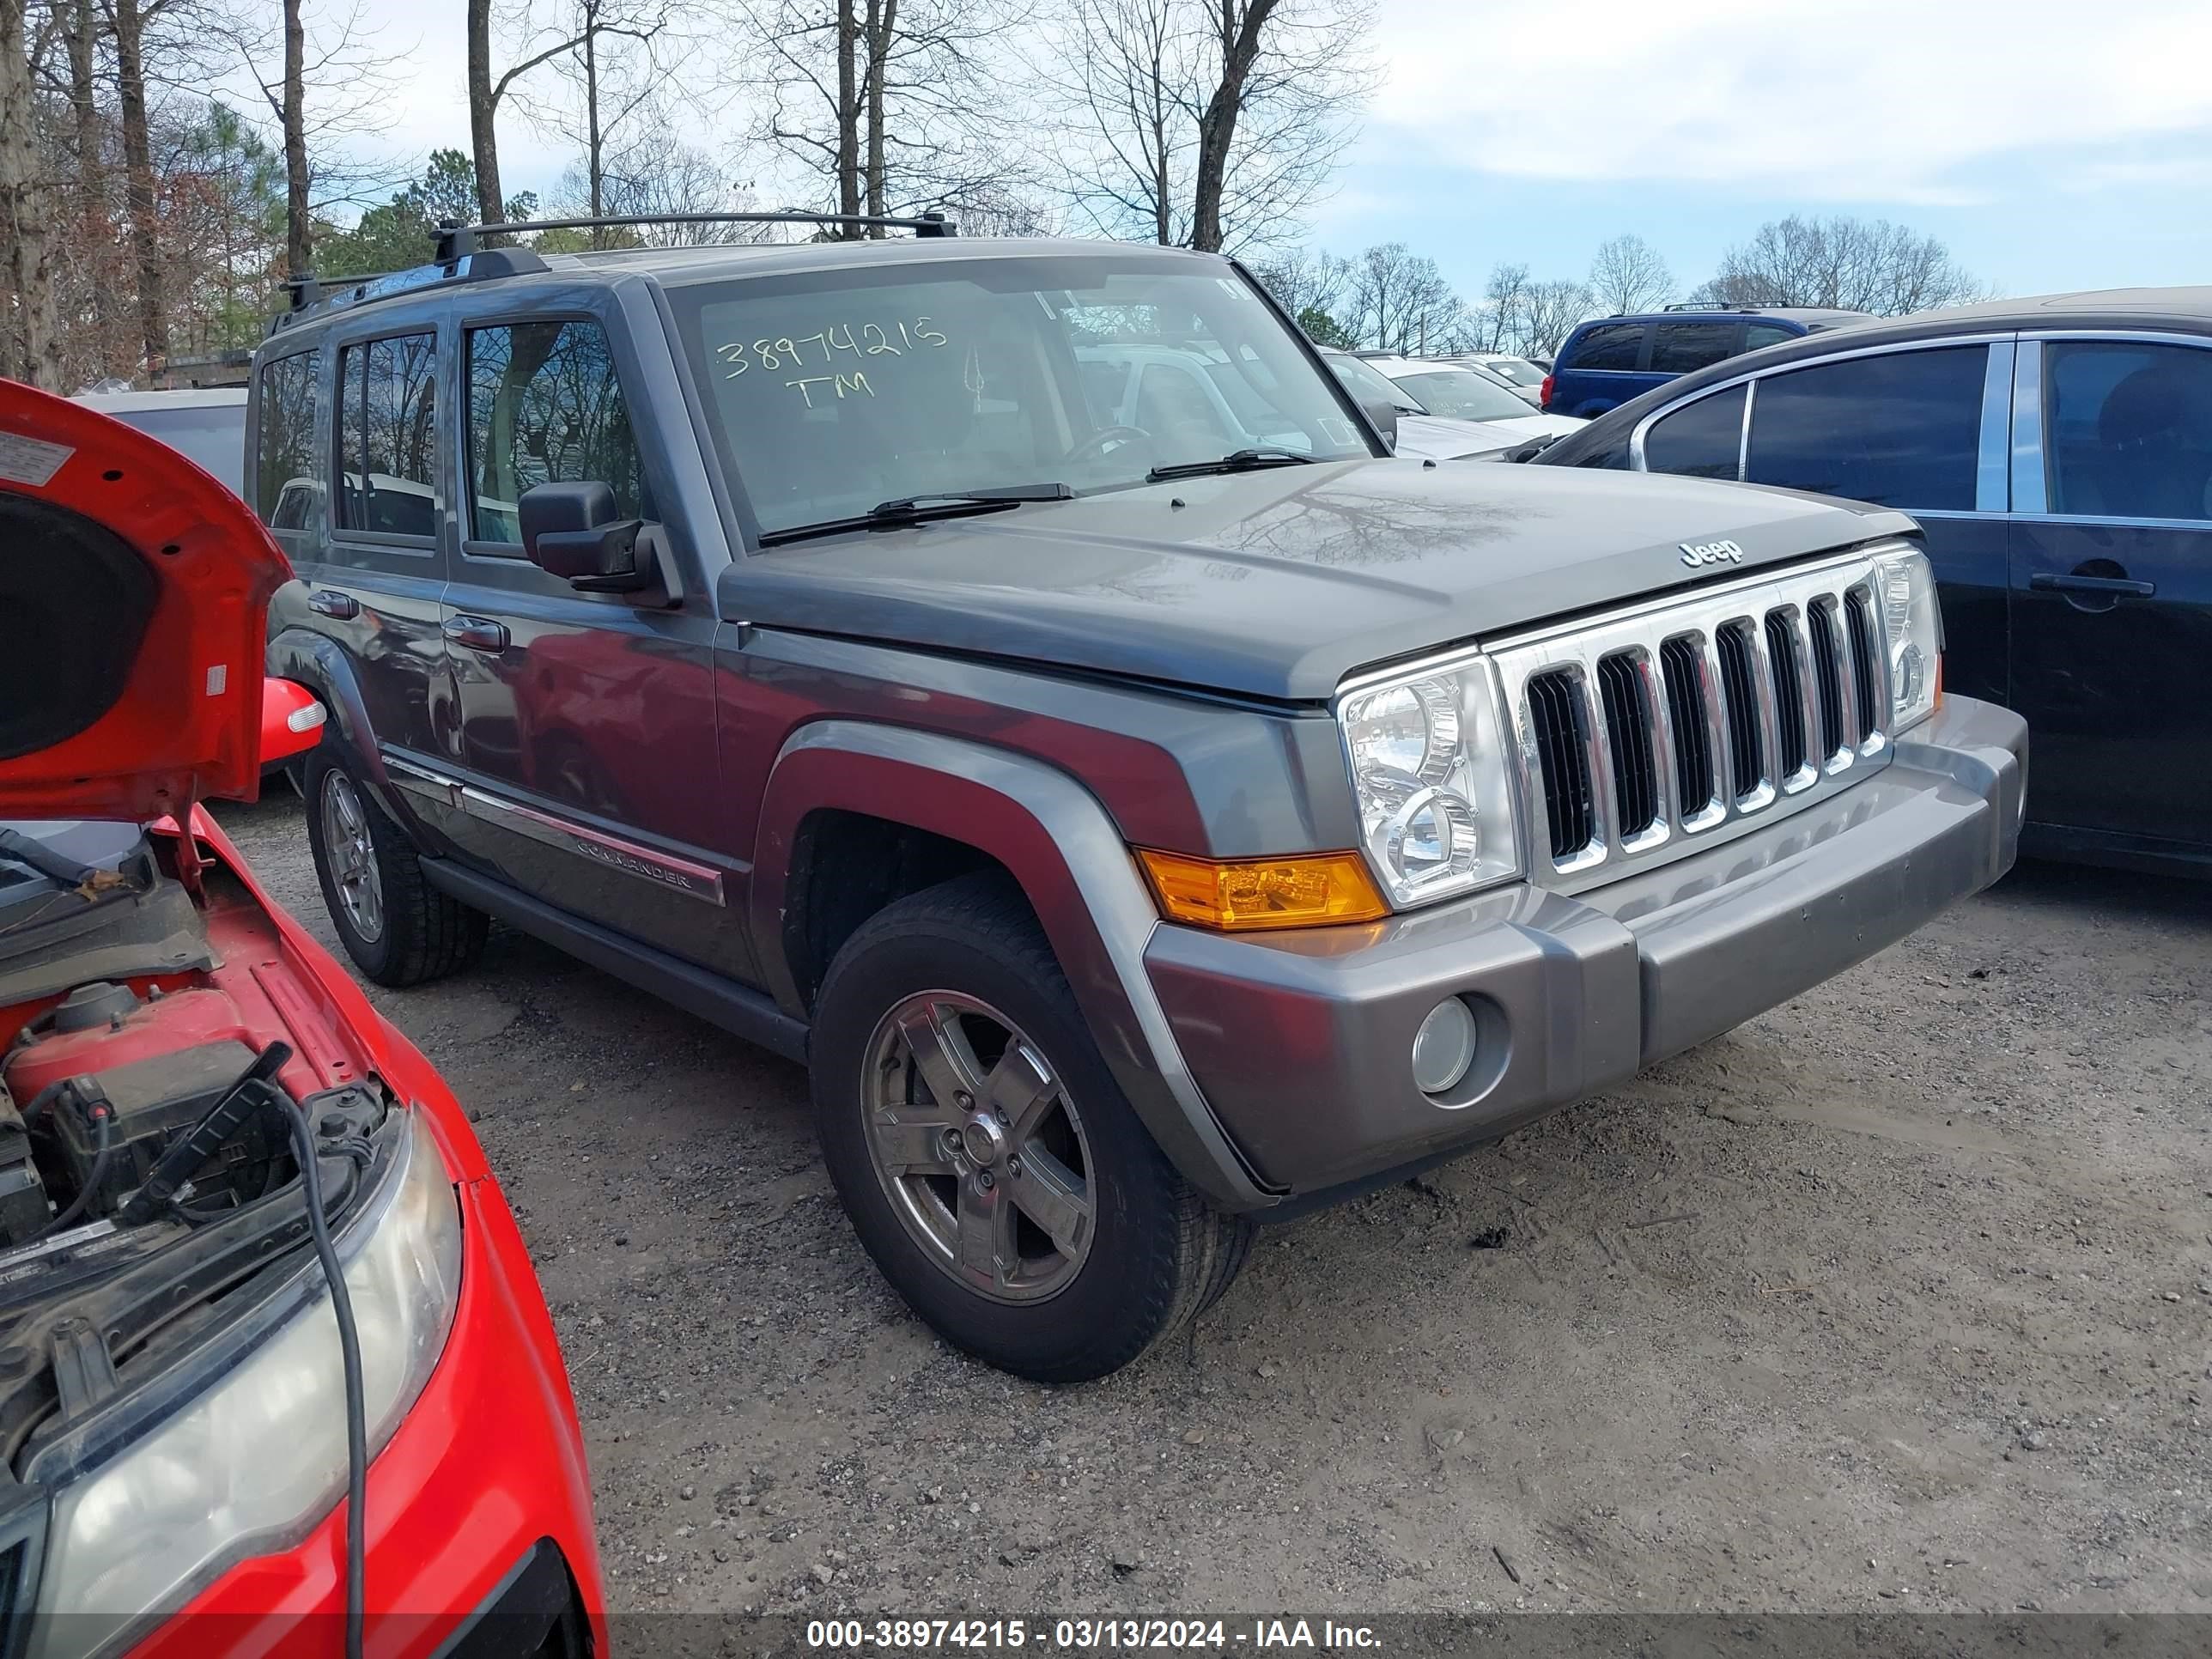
[1542,307,1869,417]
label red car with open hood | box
[0,381,604,1657]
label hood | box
[0,380,292,822]
[727,458,1917,702]
[1391,413,1524,461]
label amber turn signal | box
[1136,848,1389,932]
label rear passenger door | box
[1555,322,1647,416]
[438,310,742,975]
[1736,342,2014,708]
[2006,336,2212,847]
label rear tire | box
[305,750,488,988]
[811,872,1252,1383]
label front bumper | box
[1146,695,2027,1201]
[123,1145,605,1657]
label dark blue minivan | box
[1543,307,1868,417]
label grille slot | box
[1844,586,1883,738]
[1659,635,1715,815]
[1714,621,1765,800]
[1808,599,1847,757]
[1525,668,1595,860]
[1597,653,1660,838]
[1764,610,1808,780]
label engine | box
[0,980,292,1249]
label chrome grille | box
[1492,549,1895,891]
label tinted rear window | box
[1565,324,1644,372]
[1744,346,1988,510]
[1649,323,1739,375]
[255,352,318,529]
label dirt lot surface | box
[211,793,2211,1618]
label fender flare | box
[266,625,387,787]
[752,721,1277,1212]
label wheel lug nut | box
[954,1091,974,1109]
[994,1110,1009,1126]
[976,1170,995,1192]
[1006,1158,1021,1176]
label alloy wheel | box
[319,770,385,944]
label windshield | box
[1389,368,1533,423]
[1326,353,1425,414]
[1478,357,1544,387]
[107,404,246,494]
[670,255,1373,538]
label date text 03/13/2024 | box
[804,1620,1382,1650]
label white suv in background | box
[1360,355,1586,442]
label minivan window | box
[337,332,440,539]
[1649,322,1737,375]
[1643,384,1747,480]
[1566,324,1643,372]
[465,320,644,545]
[2045,340,2212,522]
[668,256,1370,539]
[255,353,318,528]
[1743,345,1988,511]
[1744,323,1795,352]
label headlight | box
[1337,657,1521,908]
[34,1109,462,1653]
[1870,546,1942,733]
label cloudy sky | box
[276,0,2212,301]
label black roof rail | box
[268,247,551,334]
[433,208,957,263]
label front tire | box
[305,751,489,988]
[811,873,1251,1383]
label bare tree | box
[1588,233,1672,314]
[1690,215,1987,316]
[1479,261,1528,352]
[1043,0,1373,253]
[1250,242,1352,335]
[1514,277,1593,358]
[0,0,63,384]
[1348,242,1462,354]
[469,0,629,228]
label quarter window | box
[337,333,440,539]
[2044,341,2212,522]
[1744,324,1795,352]
[1643,384,1747,480]
[465,320,644,545]
[1743,345,1989,510]
[254,351,318,529]
[1567,324,1644,372]
[1649,323,1737,375]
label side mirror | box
[260,678,326,766]
[1358,395,1400,453]
[520,481,647,592]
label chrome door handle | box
[442,615,510,653]
[307,588,359,619]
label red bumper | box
[126,1102,606,1656]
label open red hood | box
[0,379,292,823]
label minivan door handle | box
[306,588,359,619]
[442,615,510,653]
[2030,572,2155,599]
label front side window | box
[254,353,318,528]
[1649,323,1738,375]
[1744,345,1988,510]
[337,332,440,539]
[1389,368,1531,422]
[1566,324,1644,372]
[670,256,1370,539]
[465,320,644,545]
[1643,384,1747,480]
[2045,340,2212,522]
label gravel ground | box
[211,792,2211,1618]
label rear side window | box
[1744,346,1989,510]
[1643,384,1747,480]
[465,320,644,546]
[1565,324,1644,372]
[1649,323,1738,375]
[2044,340,2212,522]
[1745,323,1796,351]
[337,332,440,540]
[255,352,318,528]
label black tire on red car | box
[811,872,1253,1383]
[304,750,489,988]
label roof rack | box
[433,208,958,263]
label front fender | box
[266,622,387,788]
[750,721,1277,1211]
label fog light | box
[1411,999,1477,1095]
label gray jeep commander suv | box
[254,213,2027,1382]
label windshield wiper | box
[758,484,1073,547]
[1146,447,1317,483]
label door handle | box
[442,615,510,653]
[2030,572,2156,599]
[306,588,359,619]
